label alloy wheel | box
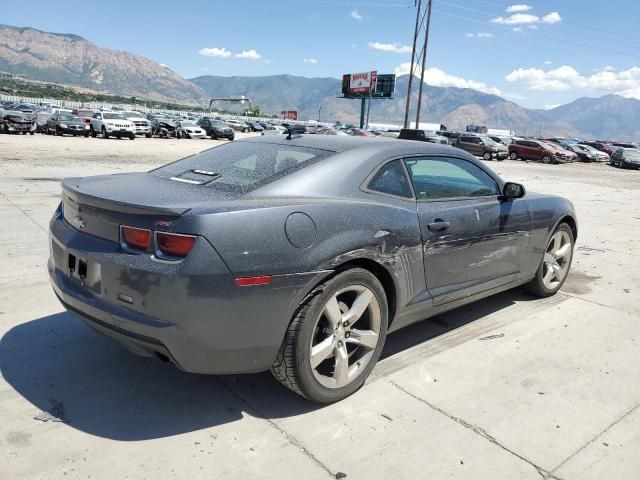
[542,230,572,290]
[309,285,381,389]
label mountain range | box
[1,23,639,139]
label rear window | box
[152,141,332,193]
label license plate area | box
[66,253,101,294]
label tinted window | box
[103,113,126,120]
[404,157,499,200]
[368,160,413,198]
[152,142,331,193]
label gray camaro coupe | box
[49,135,577,402]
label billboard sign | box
[281,110,298,120]
[341,72,395,99]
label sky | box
[2,0,640,109]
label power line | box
[307,1,412,6]
[468,0,640,42]
[432,8,640,60]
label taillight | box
[121,226,151,251]
[156,232,196,258]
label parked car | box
[72,108,97,126]
[398,129,448,144]
[489,136,512,146]
[261,124,287,136]
[49,136,577,403]
[562,143,599,162]
[348,128,376,137]
[540,141,578,163]
[246,121,264,132]
[45,112,89,137]
[90,111,136,139]
[509,139,570,164]
[196,117,235,140]
[611,142,640,150]
[0,108,37,134]
[456,134,508,161]
[123,111,152,137]
[610,148,640,169]
[317,127,348,136]
[579,141,616,156]
[176,120,207,139]
[573,144,609,162]
[226,118,251,132]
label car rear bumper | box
[48,214,328,374]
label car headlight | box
[84,125,90,129]
[59,123,68,129]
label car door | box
[404,155,531,306]
[47,113,57,131]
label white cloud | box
[512,27,523,32]
[491,11,561,26]
[394,64,501,95]
[368,41,412,54]
[505,65,640,99]
[544,60,553,65]
[466,32,493,38]
[506,4,532,12]
[235,50,261,60]
[198,47,232,58]
[544,104,561,110]
[542,12,562,24]
[304,58,318,64]
[492,13,539,25]
[351,9,363,20]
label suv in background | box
[72,108,97,126]
[456,134,508,161]
[197,117,235,140]
[508,139,567,163]
[123,111,152,137]
[398,128,448,144]
[90,111,136,139]
[226,118,250,132]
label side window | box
[367,160,413,199]
[404,156,499,200]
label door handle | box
[427,220,450,232]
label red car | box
[579,141,615,156]
[508,139,572,164]
[72,108,97,125]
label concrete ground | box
[0,134,638,480]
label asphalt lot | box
[1,134,639,480]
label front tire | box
[509,152,518,160]
[483,152,492,161]
[272,268,388,403]
[542,155,552,164]
[102,127,109,139]
[525,223,574,297]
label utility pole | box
[318,104,322,122]
[415,0,432,128]
[403,0,422,128]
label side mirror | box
[502,182,526,199]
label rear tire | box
[90,126,97,138]
[525,223,574,298]
[271,268,388,403]
[102,127,109,139]
[509,152,518,160]
[145,133,152,138]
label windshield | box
[180,121,196,127]
[104,113,127,120]
[59,114,77,121]
[78,110,94,116]
[479,136,498,146]
[152,142,331,193]
[125,112,144,118]
[211,121,228,127]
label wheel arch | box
[331,258,398,328]
[556,214,578,241]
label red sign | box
[281,110,298,120]
[347,71,377,94]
